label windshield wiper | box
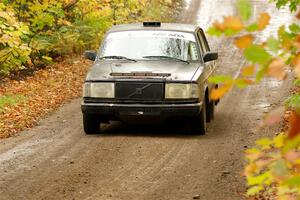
[99,56,137,62]
[143,56,189,64]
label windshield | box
[99,30,199,61]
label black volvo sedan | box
[82,22,218,135]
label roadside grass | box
[0,94,27,113]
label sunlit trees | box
[0,0,178,75]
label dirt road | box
[0,1,294,200]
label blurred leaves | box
[244,45,271,65]
[210,84,232,100]
[241,65,255,76]
[207,0,300,198]
[267,58,287,80]
[267,36,280,53]
[257,13,271,31]
[211,16,244,36]
[234,34,254,49]
[271,0,300,12]
[237,0,252,21]
[288,111,300,139]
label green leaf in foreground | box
[256,65,268,82]
[208,75,233,84]
[289,23,300,34]
[224,29,238,36]
[244,45,272,65]
[235,79,250,88]
[237,0,252,21]
[246,23,259,32]
[207,27,222,36]
[267,37,279,53]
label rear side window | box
[189,42,199,60]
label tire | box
[83,114,100,135]
[206,100,215,122]
[190,100,207,135]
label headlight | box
[83,82,115,98]
[165,83,199,99]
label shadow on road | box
[89,109,230,139]
[94,121,201,138]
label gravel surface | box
[0,0,294,199]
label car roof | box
[107,23,200,34]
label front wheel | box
[83,114,100,135]
[206,100,215,122]
[190,100,207,135]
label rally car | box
[82,22,218,135]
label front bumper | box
[81,102,202,119]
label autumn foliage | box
[0,0,179,76]
[208,0,300,198]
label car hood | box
[86,60,203,81]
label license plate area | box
[118,108,161,116]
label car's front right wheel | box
[190,100,207,135]
[83,114,100,135]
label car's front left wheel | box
[190,100,207,135]
[207,100,215,122]
[83,114,100,134]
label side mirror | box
[203,52,218,63]
[84,50,97,61]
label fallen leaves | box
[0,57,91,139]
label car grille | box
[115,82,163,101]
